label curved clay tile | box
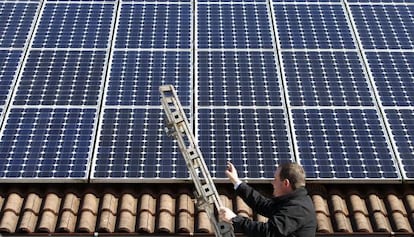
[405,193,414,222]
[158,193,176,233]
[312,194,333,233]
[177,193,194,233]
[118,193,137,233]
[197,211,212,233]
[0,192,24,233]
[38,192,61,232]
[349,194,372,232]
[367,194,391,232]
[330,194,352,232]
[387,194,412,232]
[19,192,42,233]
[57,192,80,232]
[138,194,156,233]
[236,196,252,218]
[78,193,99,232]
[220,195,232,209]
[98,193,118,233]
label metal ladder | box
[160,85,235,237]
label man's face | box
[271,168,290,197]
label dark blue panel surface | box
[293,109,399,179]
[0,50,22,107]
[283,51,373,106]
[198,108,292,179]
[274,4,355,49]
[107,51,191,106]
[94,108,188,179]
[366,52,414,107]
[197,4,273,49]
[33,3,114,48]
[351,5,414,50]
[198,51,282,106]
[385,109,414,179]
[14,50,106,106]
[0,108,96,179]
[116,4,191,49]
[0,2,38,48]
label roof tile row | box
[0,183,413,235]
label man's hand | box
[225,161,241,185]
[219,207,237,224]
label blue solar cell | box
[293,109,399,180]
[197,51,282,106]
[366,52,414,107]
[274,4,355,49]
[14,50,106,106]
[93,108,188,179]
[0,50,22,107]
[283,51,374,106]
[351,4,414,50]
[107,51,191,106]
[0,2,38,48]
[198,108,292,179]
[348,0,410,2]
[385,109,414,179]
[32,3,114,48]
[197,4,273,49]
[0,108,96,179]
[116,4,191,49]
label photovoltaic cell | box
[116,4,191,49]
[366,52,414,107]
[197,4,273,49]
[106,51,191,106]
[385,109,414,179]
[93,108,188,179]
[32,3,114,49]
[274,4,355,49]
[0,108,96,179]
[0,50,22,108]
[348,0,411,3]
[13,50,106,106]
[197,52,282,106]
[293,109,399,180]
[198,108,292,179]
[283,51,374,106]
[350,4,414,50]
[0,2,38,48]
[197,51,282,106]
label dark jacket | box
[231,183,316,237]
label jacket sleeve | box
[235,182,274,217]
[232,206,306,237]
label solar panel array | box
[0,0,412,183]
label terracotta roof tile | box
[57,192,80,232]
[0,184,413,236]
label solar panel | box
[92,108,188,180]
[0,108,96,180]
[274,3,355,49]
[13,50,107,106]
[197,4,273,49]
[197,51,282,106]
[350,4,414,50]
[365,51,414,107]
[0,2,39,48]
[116,3,191,49]
[32,3,114,49]
[282,51,374,106]
[198,108,293,179]
[106,51,191,106]
[385,109,414,180]
[0,50,22,108]
[292,109,400,180]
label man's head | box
[271,162,306,197]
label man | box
[219,161,317,237]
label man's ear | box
[283,178,290,187]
